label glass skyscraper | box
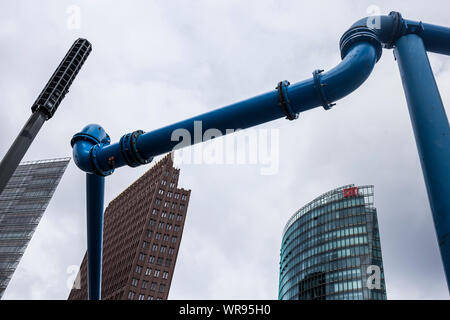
[0,157,70,298]
[278,185,387,300]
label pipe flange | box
[340,26,383,61]
[384,11,407,49]
[90,144,114,176]
[313,69,335,110]
[71,132,100,148]
[276,80,298,121]
[405,20,424,36]
[71,130,110,148]
[120,130,153,168]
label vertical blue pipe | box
[394,34,450,291]
[86,173,105,300]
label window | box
[155,199,161,205]
[166,224,172,231]
[147,230,153,238]
[149,219,155,227]
[171,236,177,244]
[150,282,157,290]
[160,246,167,253]
[139,253,146,261]
[128,291,135,300]
[155,233,161,240]
[154,269,160,277]
[162,271,169,279]
[161,211,167,218]
[174,193,180,199]
[138,294,145,300]
[182,194,187,201]
[158,189,164,195]
[142,280,148,289]
[169,213,175,220]
[148,255,155,263]
[157,257,163,265]
[176,214,183,221]
[168,247,175,255]
[148,296,154,300]
[172,203,177,209]
[152,244,158,252]
[180,204,185,211]
[169,182,175,188]
[152,208,159,215]
[142,241,148,248]
[135,265,142,274]
[145,267,152,276]
[161,180,167,185]
[167,191,172,198]
[159,284,165,292]
[164,202,169,208]
[163,234,169,242]
[174,225,180,232]
[158,222,164,229]
[165,259,172,267]
[131,278,139,287]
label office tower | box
[278,185,386,300]
[68,153,191,300]
[0,157,70,298]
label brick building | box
[68,153,191,300]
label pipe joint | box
[276,80,298,121]
[340,26,383,61]
[90,143,114,176]
[71,124,112,176]
[405,20,425,37]
[313,69,335,110]
[383,11,407,49]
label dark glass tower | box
[0,157,70,298]
[278,185,387,300]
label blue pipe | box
[71,12,450,298]
[404,20,450,56]
[394,34,450,290]
[86,173,105,300]
[348,12,450,54]
[75,42,379,176]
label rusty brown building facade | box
[68,154,191,300]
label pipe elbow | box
[71,124,111,175]
[340,11,408,61]
[72,140,95,174]
[322,43,378,103]
[288,41,378,114]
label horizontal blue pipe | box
[405,20,450,56]
[93,42,377,171]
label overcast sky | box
[1,0,449,300]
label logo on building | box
[343,187,358,198]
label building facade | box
[0,157,70,298]
[68,153,191,300]
[278,185,386,300]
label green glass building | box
[278,185,386,300]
